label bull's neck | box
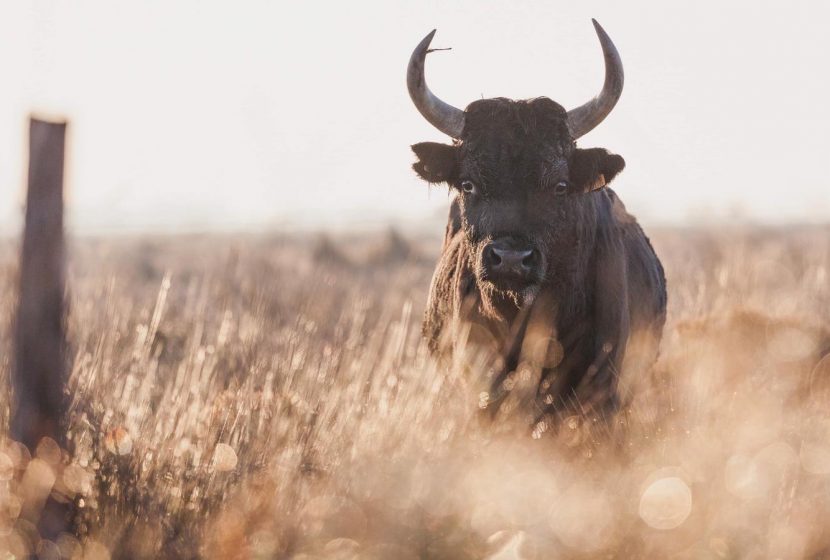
[477,277,588,338]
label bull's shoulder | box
[603,188,667,322]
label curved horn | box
[566,19,625,140]
[407,30,466,138]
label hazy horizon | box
[1,1,828,235]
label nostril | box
[488,247,503,267]
[521,251,536,269]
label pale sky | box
[1,1,828,234]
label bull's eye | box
[460,180,477,194]
[553,180,571,195]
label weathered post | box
[12,117,68,449]
[11,118,71,539]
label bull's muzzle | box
[482,239,542,289]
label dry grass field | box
[1,225,830,559]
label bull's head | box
[408,20,626,303]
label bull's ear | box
[569,148,626,193]
[411,142,458,185]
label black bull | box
[407,22,667,424]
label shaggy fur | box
[412,97,667,422]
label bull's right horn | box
[407,30,466,138]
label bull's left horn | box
[566,19,624,139]
[407,30,466,138]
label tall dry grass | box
[0,226,829,558]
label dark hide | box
[412,97,667,424]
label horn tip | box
[415,29,438,54]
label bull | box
[407,20,667,427]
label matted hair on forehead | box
[461,97,573,153]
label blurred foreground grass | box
[0,226,829,559]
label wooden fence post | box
[10,118,72,540]
[10,118,72,539]
[11,118,68,451]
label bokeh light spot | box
[638,476,692,530]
